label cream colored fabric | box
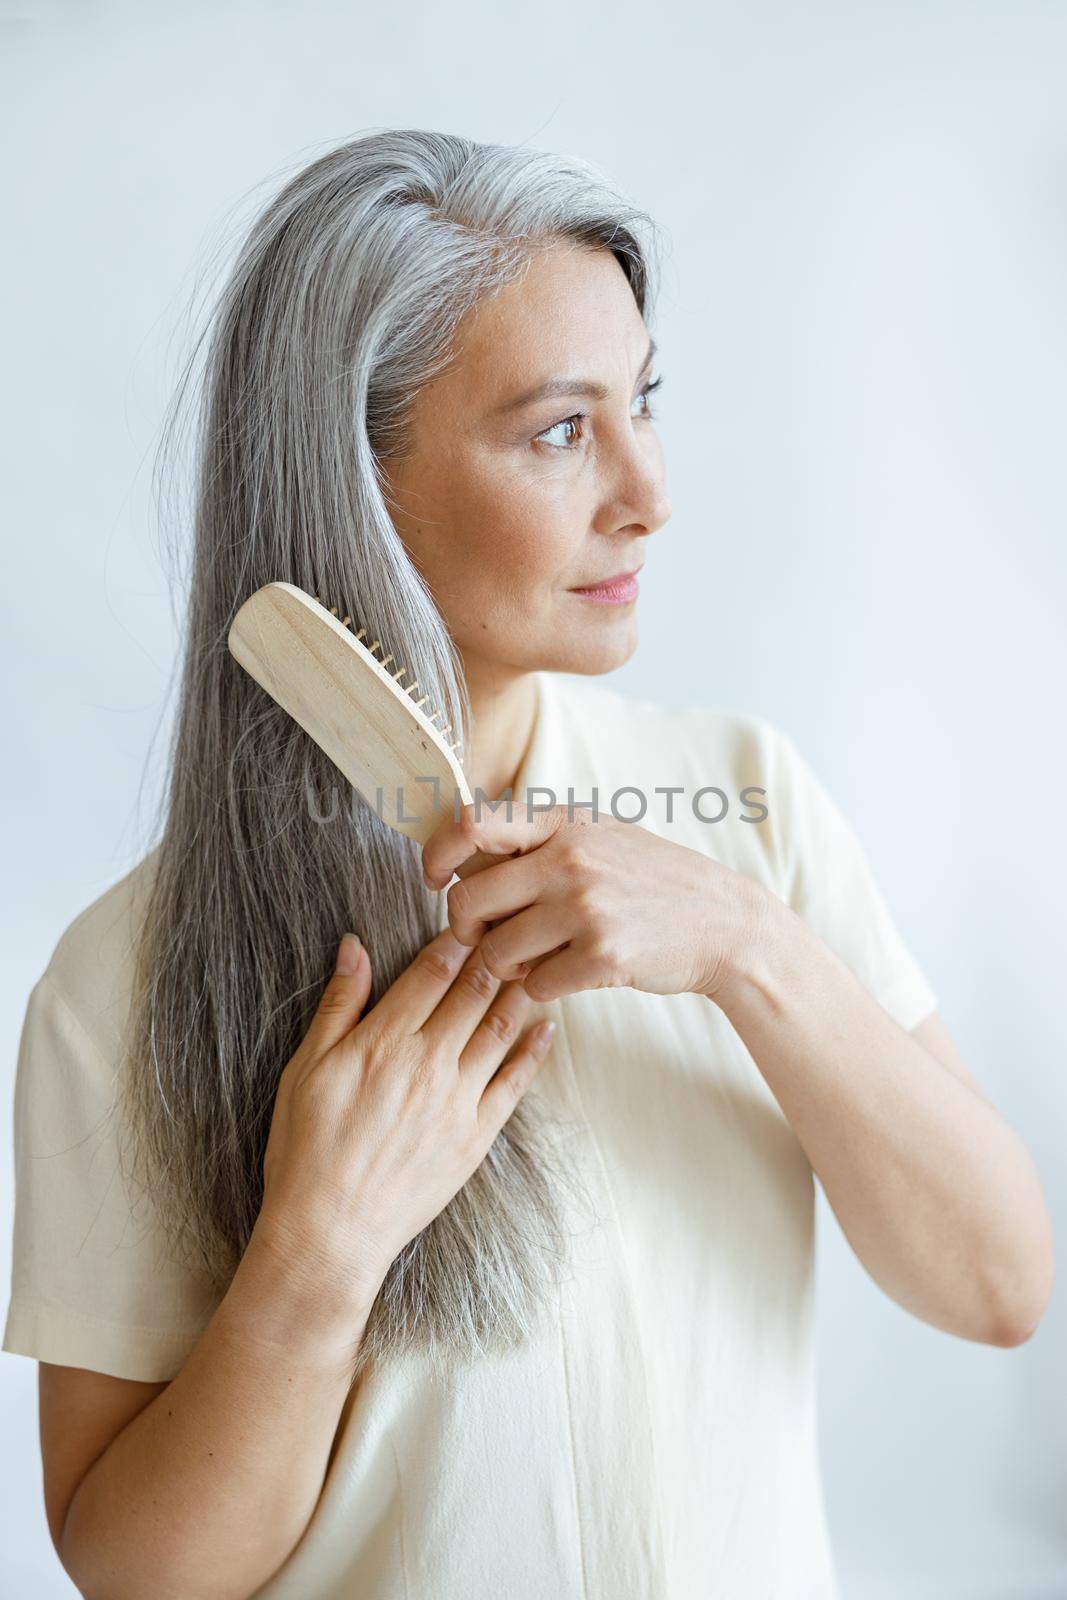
[3,671,937,1598]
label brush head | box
[228,581,472,845]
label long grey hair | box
[119,128,661,1384]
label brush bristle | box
[314,591,463,753]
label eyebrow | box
[490,337,658,416]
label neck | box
[460,655,539,805]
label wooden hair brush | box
[227,581,492,880]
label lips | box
[568,568,642,603]
[569,567,643,592]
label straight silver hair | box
[119,128,661,1385]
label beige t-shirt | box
[3,670,936,1598]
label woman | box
[4,129,1053,1599]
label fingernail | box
[334,933,362,976]
[535,1020,556,1049]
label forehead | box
[447,242,647,394]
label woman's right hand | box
[253,927,556,1318]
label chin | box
[541,616,639,677]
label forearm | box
[59,1219,380,1600]
[711,886,1053,1346]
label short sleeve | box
[2,969,223,1382]
[764,726,938,1033]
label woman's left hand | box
[422,803,772,1004]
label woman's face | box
[378,241,672,684]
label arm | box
[418,791,1055,1344]
[52,921,549,1600]
[55,1217,380,1600]
[710,880,1055,1347]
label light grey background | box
[2,3,1065,1595]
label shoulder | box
[38,846,162,1071]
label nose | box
[598,429,671,540]
[641,481,672,536]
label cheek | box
[455,464,582,592]
[479,527,577,621]
[455,525,572,637]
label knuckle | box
[417,947,456,983]
[478,934,506,976]
[459,960,497,999]
[317,982,351,1016]
[558,836,595,882]
[591,934,625,977]
[447,878,475,921]
[522,969,550,1001]
[572,881,602,917]
[483,1007,517,1044]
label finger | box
[370,924,477,1036]
[477,1021,557,1141]
[445,851,543,945]
[422,801,561,892]
[452,848,508,884]
[304,934,373,1055]
[458,982,533,1090]
[517,944,604,1003]
[478,904,575,981]
[420,942,504,1055]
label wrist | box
[222,1213,387,1371]
[699,874,794,1014]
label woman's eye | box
[536,414,585,449]
[533,376,664,450]
[636,374,663,420]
